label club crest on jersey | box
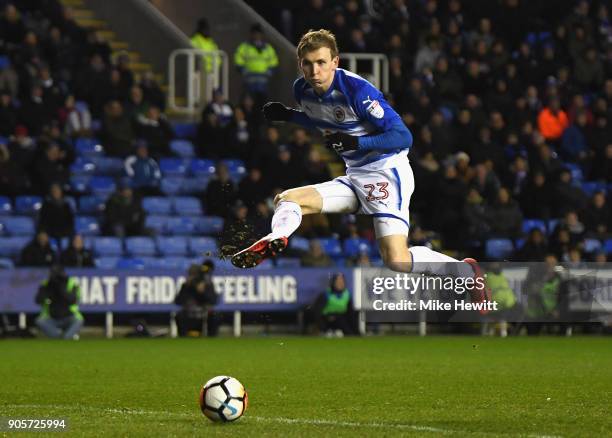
[333,106,346,122]
[365,99,384,119]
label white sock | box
[409,246,474,278]
[270,201,302,239]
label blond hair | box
[297,29,339,59]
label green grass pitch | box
[2,336,611,437]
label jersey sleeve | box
[349,79,401,132]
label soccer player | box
[231,29,489,306]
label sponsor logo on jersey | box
[366,99,384,119]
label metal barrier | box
[341,53,389,93]
[168,48,229,116]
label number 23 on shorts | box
[364,182,389,202]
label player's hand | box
[325,132,359,154]
[262,102,292,122]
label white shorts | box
[312,156,415,238]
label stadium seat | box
[167,216,197,235]
[0,257,14,269]
[71,175,91,194]
[604,239,612,255]
[172,122,197,139]
[15,196,42,215]
[125,237,157,257]
[522,219,547,235]
[485,238,514,260]
[70,157,96,175]
[78,196,107,215]
[75,138,104,157]
[564,163,583,183]
[94,257,119,269]
[0,236,30,258]
[89,176,116,196]
[221,159,246,181]
[256,259,274,269]
[195,216,224,235]
[142,197,173,215]
[289,236,310,252]
[75,216,100,236]
[547,219,559,234]
[91,157,124,175]
[214,259,239,271]
[317,238,343,257]
[144,215,170,235]
[0,196,12,215]
[165,256,194,270]
[189,236,218,256]
[160,177,185,195]
[173,196,202,215]
[581,182,607,196]
[170,139,195,158]
[115,257,146,270]
[583,238,602,254]
[181,176,211,194]
[156,236,188,256]
[92,237,123,256]
[2,216,35,235]
[159,158,189,177]
[276,257,301,268]
[343,238,373,257]
[190,159,216,176]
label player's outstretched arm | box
[262,102,318,128]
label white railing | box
[341,53,389,93]
[168,49,229,116]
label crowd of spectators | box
[1,0,610,268]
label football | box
[199,376,248,422]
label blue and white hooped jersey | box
[293,68,409,171]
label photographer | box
[174,261,218,337]
[35,265,83,339]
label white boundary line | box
[4,404,562,438]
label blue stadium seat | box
[0,257,14,269]
[189,236,218,256]
[522,219,547,235]
[581,182,607,196]
[2,216,35,235]
[317,238,343,257]
[167,216,197,235]
[181,176,211,194]
[547,219,559,234]
[15,196,42,215]
[289,236,310,252]
[221,159,246,181]
[0,196,12,215]
[70,157,96,175]
[94,257,119,269]
[170,139,195,158]
[156,236,188,256]
[78,196,106,215]
[116,257,146,270]
[89,176,116,196]
[75,216,100,236]
[604,239,612,255]
[71,175,91,194]
[173,196,202,215]
[214,259,239,271]
[160,177,184,195]
[343,238,373,257]
[142,196,172,215]
[125,236,157,257]
[172,122,197,139]
[583,238,602,254]
[165,256,194,270]
[91,157,124,175]
[159,158,189,177]
[564,163,583,183]
[190,159,216,176]
[144,215,170,235]
[195,216,224,235]
[92,237,123,256]
[256,259,275,269]
[276,257,301,268]
[485,238,514,260]
[75,138,104,157]
[0,236,30,258]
